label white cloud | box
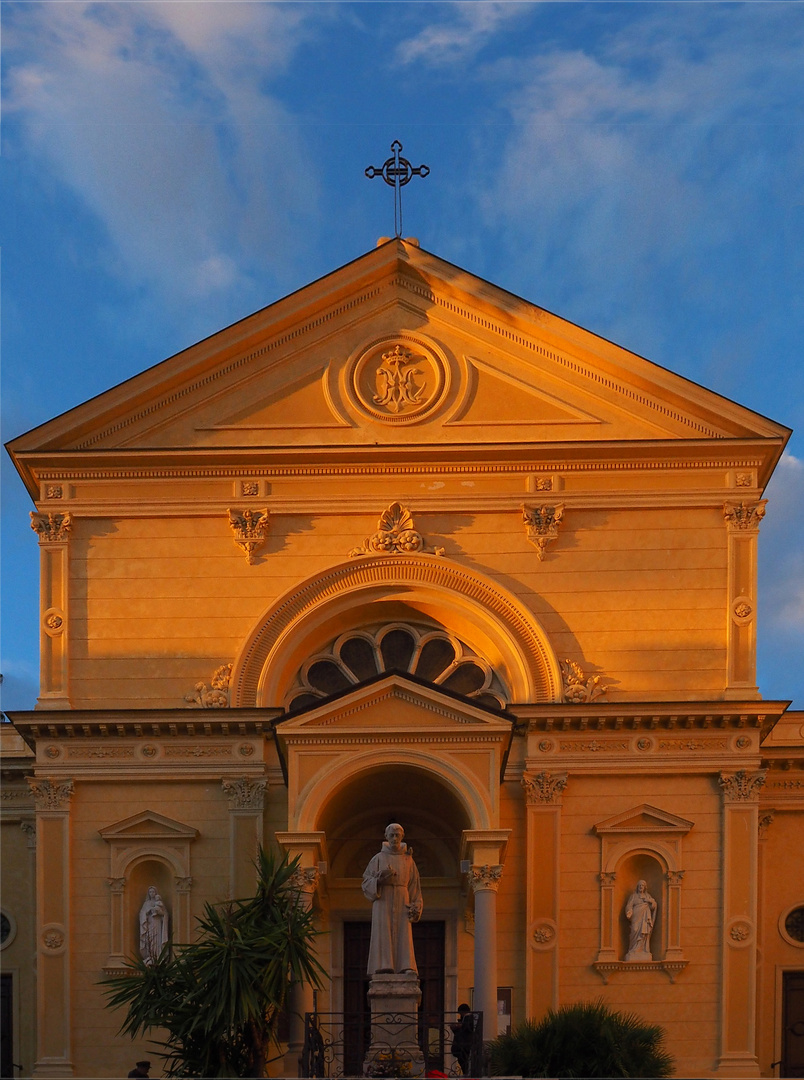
[396,1,534,65]
[3,2,322,304]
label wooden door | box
[0,974,13,1080]
[343,921,446,1075]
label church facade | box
[2,238,803,1079]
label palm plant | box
[488,999,674,1078]
[103,849,326,1078]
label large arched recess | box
[230,554,561,707]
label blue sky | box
[2,1,803,712]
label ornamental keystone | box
[350,502,445,557]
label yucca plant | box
[103,849,326,1078]
[488,999,674,1078]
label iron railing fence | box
[302,1010,484,1078]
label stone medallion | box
[346,335,449,424]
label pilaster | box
[521,771,566,1016]
[221,776,267,897]
[28,777,74,1078]
[30,512,72,710]
[723,501,765,699]
[715,769,765,1077]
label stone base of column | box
[364,973,424,1078]
[713,1052,761,1077]
[32,1058,74,1078]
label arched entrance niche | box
[317,764,472,882]
[230,554,561,707]
[291,745,492,836]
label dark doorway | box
[783,970,804,1078]
[343,921,446,1076]
[0,974,13,1080]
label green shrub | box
[488,999,674,1078]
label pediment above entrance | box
[277,672,513,739]
[98,809,199,842]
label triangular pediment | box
[8,240,788,494]
[99,809,198,842]
[277,673,513,739]
[593,804,694,835]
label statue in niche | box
[362,823,422,975]
[139,886,169,965]
[624,879,657,961]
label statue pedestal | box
[364,973,424,1078]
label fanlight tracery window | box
[285,623,508,713]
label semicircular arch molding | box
[291,749,492,833]
[231,554,561,706]
[604,840,679,876]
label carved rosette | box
[185,663,232,708]
[560,658,606,703]
[228,508,270,564]
[718,769,767,803]
[30,511,72,543]
[467,864,503,893]
[349,503,445,557]
[27,777,74,811]
[522,503,564,560]
[288,866,321,896]
[522,771,568,805]
[723,501,767,531]
[221,777,266,810]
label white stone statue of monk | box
[624,879,657,961]
[362,823,422,975]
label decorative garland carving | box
[228,508,270,564]
[522,503,564,560]
[467,864,503,893]
[718,769,767,802]
[27,777,74,811]
[349,503,445,557]
[221,777,266,810]
[522,771,568,805]
[560,659,606,703]
[185,664,232,708]
[30,511,72,542]
[723,501,766,531]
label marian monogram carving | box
[349,503,445,557]
[373,345,424,413]
[347,336,448,424]
[228,508,270,564]
[522,504,564,560]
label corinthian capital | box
[522,771,568,805]
[467,863,503,893]
[723,501,766,531]
[718,769,767,803]
[30,511,72,543]
[27,777,74,811]
[221,777,266,810]
[288,866,320,896]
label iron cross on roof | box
[365,140,429,239]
